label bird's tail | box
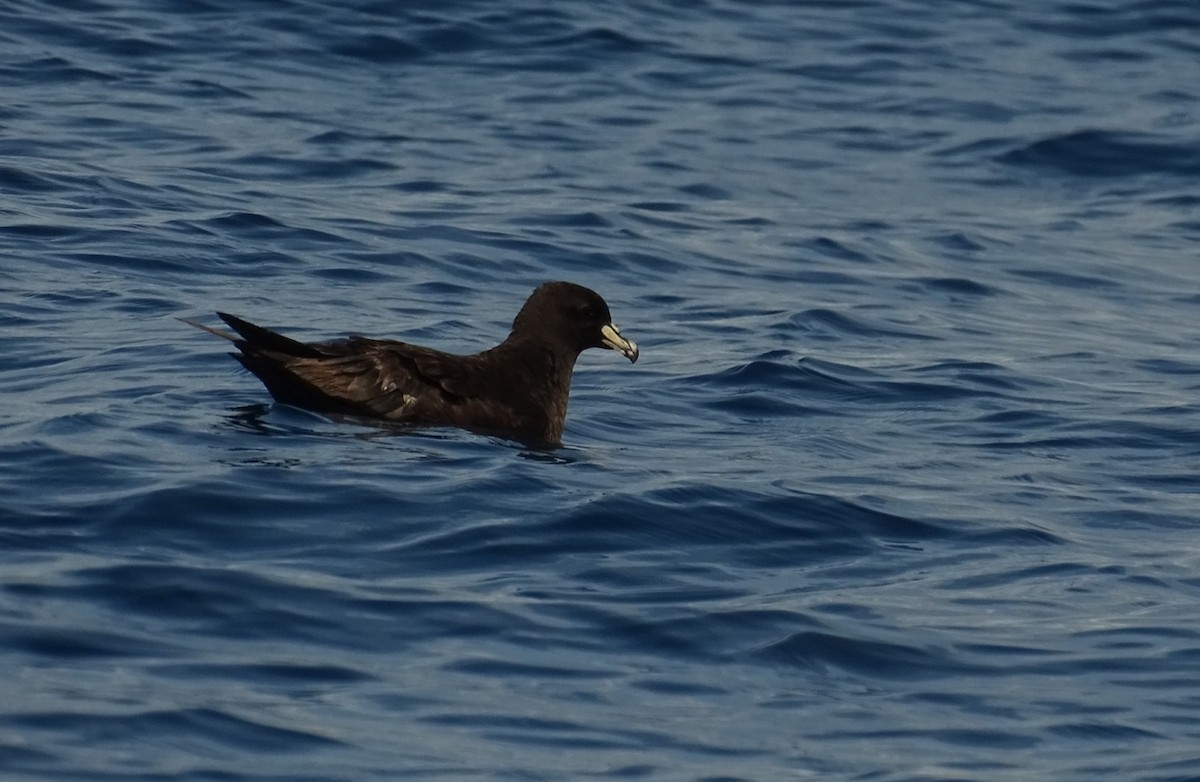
[181,313,325,359]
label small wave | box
[747,630,975,680]
[394,482,952,579]
[686,354,1035,411]
[997,130,1200,178]
[328,33,424,63]
[779,308,938,340]
[909,276,998,297]
[10,707,345,752]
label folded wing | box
[217,313,484,421]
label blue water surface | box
[3,1,1200,779]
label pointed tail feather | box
[210,313,327,359]
[179,316,239,342]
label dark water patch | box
[227,154,397,181]
[954,641,1056,659]
[309,266,392,283]
[328,33,423,63]
[609,249,687,274]
[1008,267,1121,290]
[416,20,494,55]
[536,26,653,55]
[444,657,613,680]
[690,354,866,394]
[0,165,68,194]
[7,707,344,752]
[888,96,1017,123]
[689,351,1035,416]
[1121,471,1200,492]
[307,129,414,147]
[910,360,1036,392]
[973,433,1165,453]
[631,678,729,697]
[678,183,731,200]
[1047,721,1163,740]
[1149,193,1200,208]
[926,231,994,253]
[97,33,177,60]
[197,211,294,235]
[1058,47,1154,64]
[547,562,746,605]
[152,661,375,686]
[0,741,56,768]
[592,113,656,127]
[555,607,830,663]
[482,23,658,74]
[724,215,775,227]
[933,134,1018,162]
[507,211,614,228]
[403,280,477,299]
[936,561,1096,591]
[4,624,177,660]
[177,78,254,100]
[695,354,1027,408]
[388,178,448,193]
[1078,508,1197,531]
[997,130,1200,178]
[971,408,1072,428]
[0,222,82,240]
[27,562,349,629]
[1069,625,1200,652]
[1169,217,1200,234]
[1136,358,1200,376]
[907,276,998,297]
[787,58,912,87]
[293,158,398,181]
[64,244,202,274]
[395,483,948,576]
[907,690,1025,720]
[85,481,350,554]
[747,630,977,680]
[954,525,1067,547]
[390,223,562,264]
[703,391,815,418]
[629,201,690,213]
[419,710,757,756]
[38,561,539,654]
[976,414,1200,456]
[814,725,1039,750]
[1017,5,1200,38]
[622,209,707,232]
[420,712,599,734]
[779,307,937,340]
[765,268,868,287]
[0,54,117,84]
[799,236,876,264]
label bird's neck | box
[488,338,578,443]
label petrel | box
[184,281,639,446]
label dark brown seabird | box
[184,281,639,446]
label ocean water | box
[3,0,1200,779]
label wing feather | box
[276,340,491,421]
